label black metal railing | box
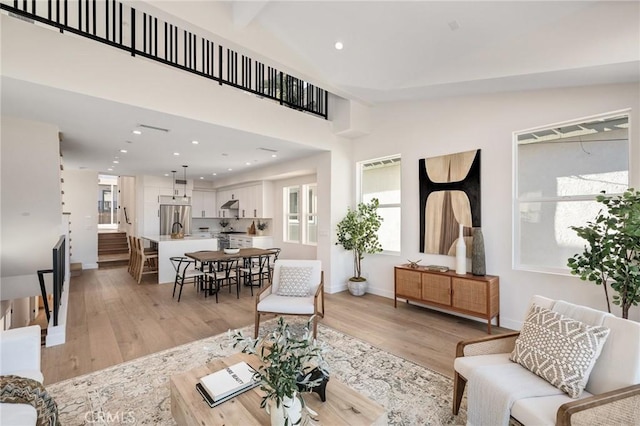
[36,234,66,327]
[0,0,328,119]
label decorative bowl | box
[224,248,240,254]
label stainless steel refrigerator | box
[159,204,192,235]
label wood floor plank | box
[41,266,511,384]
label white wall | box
[1,116,63,300]
[63,170,99,269]
[353,83,640,328]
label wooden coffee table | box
[170,352,386,425]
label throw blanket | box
[467,363,563,426]
[0,375,60,426]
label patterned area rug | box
[48,321,467,425]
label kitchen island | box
[142,235,218,284]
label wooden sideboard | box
[394,265,500,334]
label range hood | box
[221,199,239,209]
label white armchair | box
[0,325,43,426]
[254,259,324,338]
[453,295,640,426]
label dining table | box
[185,248,276,297]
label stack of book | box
[196,361,260,407]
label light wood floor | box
[42,266,510,384]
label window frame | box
[283,183,317,245]
[357,154,402,255]
[512,110,630,275]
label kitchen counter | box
[142,235,218,284]
[144,234,215,242]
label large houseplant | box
[567,189,640,319]
[231,316,328,426]
[335,198,383,295]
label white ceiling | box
[2,0,638,181]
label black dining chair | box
[211,258,240,299]
[170,256,206,302]
[239,254,270,296]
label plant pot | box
[267,393,302,426]
[347,278,367,296]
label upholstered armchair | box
[0,325,43,425]
[453,295,640,426]
[254,259,324,338]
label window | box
[359,155,401,253]
[283,183,317,245]
[514,111,629,274]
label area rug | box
[48,321,467,425]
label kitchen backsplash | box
[192,218,272,235]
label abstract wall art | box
[419,149,481,255]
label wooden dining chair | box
[135,237,158,284]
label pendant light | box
[182,165,188,199]
[171,170,177,200]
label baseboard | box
[83,263,99,270]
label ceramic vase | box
[268,393,302,426]
[455,224,466,275]
[471,227,486,276]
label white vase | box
[455,224,466,275]
[347,278,367,296]
[268,394,302,426]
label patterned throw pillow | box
[277,266,313,297]
[509,304,610,398]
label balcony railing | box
[1,0,328,119]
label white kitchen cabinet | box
[251,236,273,249]
[143,202,159,236]
[228,235,273,249]
[218,182,274,219]
[192,190,217,218]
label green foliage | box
[335,198,384,280]
[231,317,328,417]
[567,189,640,318]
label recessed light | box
[120,149,128,153]
[212,173,217,176]
[107,168,113,171]
[113,160,119,164]
[132,130,142,135]
[173,152,180,156]
[164,173,169,176]
[228,168,233,171]
[192,140,199,145]
[271,154,277,158]
[334,41,344,50]
[245,162,251,166]
[199,176,204,180]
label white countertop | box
[143,235,218,243]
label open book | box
[196,361,259,407]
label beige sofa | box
[453,295,640,425]
[0,325,43,425]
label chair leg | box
[254,312,261,338]
[313,315,318,339]
[453,371,467,415]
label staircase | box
[97,232,130,268]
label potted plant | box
[231,316,328,426]
[567,189,640,319]
[335,198,383,296]
[257,220,268,236]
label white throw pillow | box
[276,266,313,297]
[510,304,610,398]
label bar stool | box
[134,237,158,284]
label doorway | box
[98,175,118,230]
